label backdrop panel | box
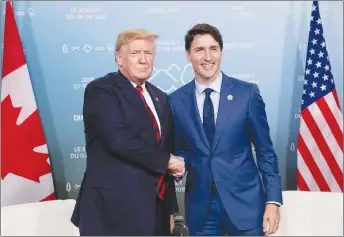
[1,1,343,218]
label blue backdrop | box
[1,1,343,218]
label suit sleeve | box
[248,84,283,205]
[169,96,190,171]
[84,81,170,175]
[165,102,179,214]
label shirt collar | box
[195,72,222,96]
[130,81,146,91]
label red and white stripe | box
[297,89,343,192]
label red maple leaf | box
[1,95,51,182]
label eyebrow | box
[194,45,220,50]
[130,49,153,53]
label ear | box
[115,51,122,67]
[186,50,191,62]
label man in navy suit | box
[71,29,185,236]
[169,23,283,236]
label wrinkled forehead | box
[123,38,157,52]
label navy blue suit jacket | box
[71,71,178,235]
[169,73,282,231]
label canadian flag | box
[1,1,55,206]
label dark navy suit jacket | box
[71,71,178,235]
[169,73,282,232]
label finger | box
[268,212,279,234]
[168,163,181,170]
[265,219,272,236]
[174,172,184,177]
[173,156,183,161]
[262,216,268,233]
[272,219,279,234]
[170,167,184,174]
[172,164,183,170]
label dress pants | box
[190,184,264,236]
[154,196,170,236]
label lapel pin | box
[155,97,159,101]
[227,95,233,101]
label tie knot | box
[136,85,143,93]
[203,88,214,96]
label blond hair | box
[115,29,159,53]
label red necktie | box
[136,86,166,199]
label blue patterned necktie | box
[203,88,215,148]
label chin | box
[136,74,151,81]
[201,73,216,79]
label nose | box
[138,52,147,63]
[204,50,211,61]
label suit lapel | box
[115,71,145,107]
[182,80,211,150]
[212,74,234,151]
[115,71,155,136]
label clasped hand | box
[168,154,185,178]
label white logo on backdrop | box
[65,182,81,192]
[83,44,92,54]
[27,8,34,17]
[106,43,114,52]
[73,115,83,121]
[223,41,256,50]
[66,7,107,20]
[228,4,255,19]
[62,44,113,54]
[70,146,87,159]
[294,108,301,119]
[62,44,68,53]
[15,11,25,16]
[73,77,95,90]
[149,64,193,93]
[10,8,35,17]
[74,184,81,190]
[147,6,180,14]
[290,142,296,152]
[71,46,81,52]
[66,182,72,192]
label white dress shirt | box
[194,73,222,124]
[130,81,161,135]
[193,73,281,206]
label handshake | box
[168,154,185,178]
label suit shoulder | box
[147,82,168,98]
[86,72,117,90]
[229,76,258,92]
[169,83,190,101]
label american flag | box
[297,1,343,192]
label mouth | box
[201,63,215,70]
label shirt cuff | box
[266,201,281,206]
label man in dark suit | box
[71,29,185,236]
[169,24,282,236]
